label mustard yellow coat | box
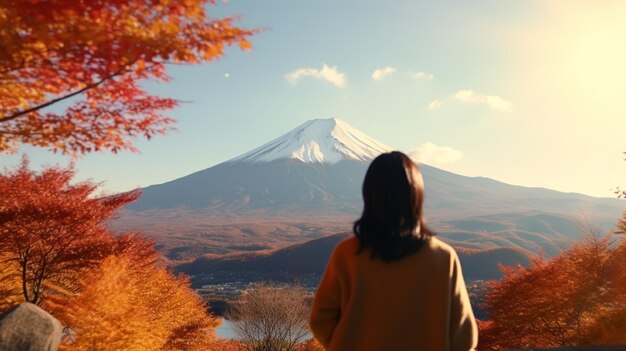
[309,236,478,351]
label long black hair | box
[353,151,433,262]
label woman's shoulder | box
[332,235,457,253]
[334,236,360,253]
[422,236,459,259]
[324,236,360,268]
[329,235,460,265]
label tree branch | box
[0,64,133,124]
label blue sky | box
[2,0,625,197]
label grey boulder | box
[0,302,62,351]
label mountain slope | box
[127,159,367,213]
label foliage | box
[0,0,255,154]
[0,251,21,310]
[46,252,220,351]
[49,256,156,351]
[0,161,221,350]
[479,233,626,349]
[0,158,139,305]
[226,282,311,351]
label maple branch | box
[0,65,133,124]
[32,255,47,304]
[20,250,30,303]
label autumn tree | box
[226,282,311,351]
[479,233,626,350]
[0,0,255,154]
[0,161,223,349]
[0,158,139,306]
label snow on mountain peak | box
[230,118,393,164]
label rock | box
[0,302,62,351]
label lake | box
[217,318,237,339]
[216,318,313,340]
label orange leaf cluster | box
[479,233,626,349]
[0,0,256,154]
[46,254,220,351]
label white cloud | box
[427,100,442,110]
[407,142,463,165]
[409,71,434,80]
[285,64,347,87]
[452,89,512,112]
[371,66,397,80]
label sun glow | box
[570,28,626,111]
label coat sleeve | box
[309,246,342,348]
[449,251,479,351]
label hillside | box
[177,232,533,282]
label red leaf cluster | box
[0,157,140,304]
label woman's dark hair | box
[353,151,433,262]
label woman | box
[309,151,478,351]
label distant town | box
[192,271,490,319]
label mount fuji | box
[127,118,391,213]
[119,118,624,261]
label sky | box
[2,0,626,198]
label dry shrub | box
[226,282,311,351]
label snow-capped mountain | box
[230,118,392,164]
[122,118,624,258]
